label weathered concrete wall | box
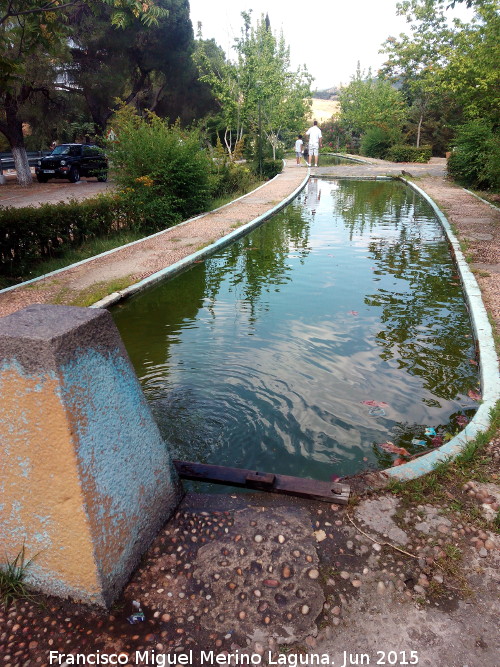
[0,304,182,606]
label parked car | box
[35,144,108,183]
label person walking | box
[294,134,304,165]
[306,120,322,167]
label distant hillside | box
[313,87,340,100]
[307,98,340,122]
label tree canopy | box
[0,0,189,185]
[194,12,312,158]
[335,0,499,169]
[338,64,408,138]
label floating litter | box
[411,438,427,447]
[424,427,437,437]
[361,400,389,407]
[369,406,386,417]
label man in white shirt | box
[306,120,322,167]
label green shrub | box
[252,158,283,180]
[447,120,500,190]
[360,126,396,159]
[385,144,432,163]
[483,135,500,191]
[211,162,257,199]
[108,107,215,227]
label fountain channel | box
[111,178,480,482]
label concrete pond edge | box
[3,167,497,485]
[383,178,500,481]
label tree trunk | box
[3,95,32,187]
[224,128,233,156]
[416,113,423,149]
[11,146,32,186]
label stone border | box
[90,171,310,309]
[384,178,500,481]
[462,188,500,212]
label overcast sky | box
[188,0,472,90]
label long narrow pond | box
[112,179,479,480]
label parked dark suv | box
[35,144,108,183]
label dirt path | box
[0,173,113,208]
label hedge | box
[385,145,432,163]
[0,196,130,281]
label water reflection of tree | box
[203,202,311,321]
[114,202,311,372]
[365,227,478,400]
[331,180,412,237]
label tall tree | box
[194,11,312,159]
[234,13,312,159]
[380,0,500,147]
[64,0,211,132]
[338,64,408,140]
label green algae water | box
[112,179,479,480]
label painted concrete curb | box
[462,188,500,212]
[384,178,500,481]
[90,171,310,309]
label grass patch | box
[67,277,135,307]
[0,545,38,608]
[208,179,263,212]
[471,190,500,209]
[436,549,472,598]
[195,240,216,252]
